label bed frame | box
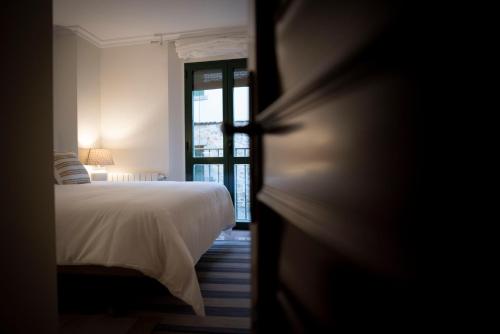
[57,265,145,277]
[57,265,173,314]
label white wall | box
[100,44,169,174]
[167,42,185,181]
[53,28,78,153]
[53,35,238,179]
[53,29,101,157]
[77,37,101,149]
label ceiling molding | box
[56,25,248,49]
[63,25,103,47]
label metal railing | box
[193,164,224,184]
[194,148,224,157]
[235,164,251,221]
[194,148,250,157]
[234,148,250,157]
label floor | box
[216,229,251,241]
[58,230,251,334]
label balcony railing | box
[193,164,224,184]
[194,148,250,157]
[234,148,250,157]
[193,147,251,222]
[194,148,223,157]
[235,164,251,222]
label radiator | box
[108,172,167,182]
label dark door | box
[243,0,422,332]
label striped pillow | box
[54,152,90,185]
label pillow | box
[54,152,90,185]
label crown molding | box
[55,25,248,49]
[61,25,102,47]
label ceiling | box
[53,0,249,42]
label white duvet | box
[55,181,235,316]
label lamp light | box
[86,148,114,181]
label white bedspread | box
[55,181,235,316]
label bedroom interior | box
[50,1,252,332]
[2,0,451,333]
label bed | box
[55,181,235,316]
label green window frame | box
[185,59,251,229]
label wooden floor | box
[59,230,251,334]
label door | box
[247,0,421,332]
[185,59,251,227]
[1,0,58,332]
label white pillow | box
[54,152,90,185]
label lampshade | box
[86,148,114,166]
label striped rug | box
[151,239,252,334]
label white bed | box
[55,181,235,316]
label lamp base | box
[91,172,108,181]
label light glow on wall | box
[78,130,99,148]
[100,104,157,147]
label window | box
[185,59,251,226]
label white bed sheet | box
[55,181,235,316]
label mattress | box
[55,181,235,316]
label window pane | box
[233,68,250,157]
[193,69,223,158]
[234,164,251,221]
[193,164,224,184]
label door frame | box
[184,59,251,229]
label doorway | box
[185,59,251,228]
